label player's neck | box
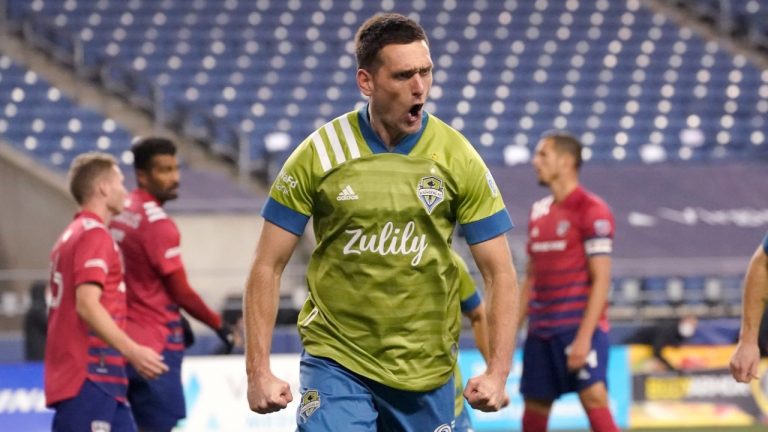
[367,106,404,150]
[549,178,579,203]
[79,201,111,224]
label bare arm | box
[730,245,768,382]
[76,283,168,379]
[568,255,611,371]
[463,234,518,412]
[464,303,490,363]
[518,261,533,330]
[244,221,300,413]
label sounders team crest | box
[417,175,444,215]
[299,389,321,421]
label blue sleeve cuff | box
[460,291,482,313]
[763,233,768,255]
[261,197,310,236]
[461,208,514,245]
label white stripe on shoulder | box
[84,258,108,273]
[81,218,104,231]
[338,115,360,159]
[310,130,332,172]
[164,246,181,259]
[323,122,346,165]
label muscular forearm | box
[739,248,768,343]
[483,271,518,378]
[244,262,281,377]
[577,256,611,342]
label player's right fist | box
[247,372,293,414]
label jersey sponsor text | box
[342,221,428,266]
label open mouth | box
[408,104,423,121]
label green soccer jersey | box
[262,107,512,391]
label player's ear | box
[135,169,148,189]
[357,68,374,97]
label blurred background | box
[1,0,767,430]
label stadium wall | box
[0,144,73,325]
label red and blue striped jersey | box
[110,189,185,353]
[526,186,614,338]
[45,211,128,406]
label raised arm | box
[730,244,768,383]
[463,234,518,412]
[244,221,301,413]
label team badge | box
[91,421,111,432]
[594,219,611,236]
[299,389,321,421]
[556,220,570,237]
[434,424,452,432]
[416,175,445,215]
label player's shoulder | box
[76,217,115,249]
[424,114,474,153]
[288,110,363,172]
[574,187,611,214]
[530,195,555,219]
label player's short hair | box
[131,137,176,171]
[355,13,428,71]
[541,130,583,170]
[68,152,118,205]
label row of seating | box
[0,55,134,169]
[5,0,766,171]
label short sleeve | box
[456,149,513,245]
[762,232,768,255]
[582,200,615,256]
[143,219,184,276]
[261,139,317,235]
[73,229,114,288]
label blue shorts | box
[298,351,455,432]
[520,328,610,401]
[454,402,474,432]
[127,349,185,432]
[52,379,136,432]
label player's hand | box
[126,344,169,380]
[463,373,510,412]
[247,371,293,414]
[730,341,761,383]
[566,337,591,371]
[215,325,235,354]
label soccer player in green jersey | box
[243,13,519,431]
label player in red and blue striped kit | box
[45,152,167,432]
[520,132,619,432]
[730,232,768,383]
[110,137,232,432]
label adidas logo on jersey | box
[336,185,358,201]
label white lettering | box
[0,388,48,413]
[342,221,428,266]
[657,207,768,227]
[530,240,567,252]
